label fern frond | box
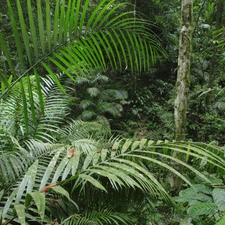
[1,137,225,224]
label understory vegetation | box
[1,0,225,225]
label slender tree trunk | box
[171,0,193,194]
[174,0,193,142]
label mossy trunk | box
[174,0,193,142]
[172,0,193,193]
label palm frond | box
[0,74,73,193]
[0,0,164,132]
[0,74,71,142]
[2,135,224,224]
[62,210,133,225]
[59,119,111,141]
[0,148,30,188]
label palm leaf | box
[25,192,45,220]
[0,0,164,134]
[1,0,162,84]
[1,137,225,223]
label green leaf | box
[2,187,19,219]
[82,151,96,170]
[131,140,141,150]
[37,0,45,55]
[14,204,26,225]
[216,214,225,225]
[111,139,122,156]
[16,0,32,65]
[87,167,124,190]
[0,210,2,225]
[213,188,225,211]
[26,75,37,125]
[52,0,59,47]
[139,139,147,148]
[0,190,4,201]
[50,186,70,199]
[101,162,142,190]
[7,0,25,69]
[71,0,80,37]
[52,156,70,182]
[79,0,89,36]
[58,0,66,43]
[187,203,218,217]
[63,0,71,42]
[27,0,39,60]
[62,150,80,179]
[15,160,38,203]
[34,69,45,114]
[0,33,16,76]
[26,192,45,220]
[45,0,51,51]
[79,174,107,192]
[87,87,100,97]
[20,80,29,134]
[40,148,64,189]
[42,62,66,94]
[121,139,132,153]
[87,0,113,29]
[92,151,101,165]
[101,149,108,162]
[0,72,9,94]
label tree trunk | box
[174,0,193,142]
[172,0,193,194]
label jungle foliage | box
[0,0,225,225]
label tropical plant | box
[75,72,128,128]
[174,182,225,224]
[216,213,225,225]
[0,74,73,190]
[1,0,225,224]
[0,0,164,128]
[1,134,225,224]
[0,1,166,223]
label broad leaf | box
[14,204,26,225]
[50,186,70,199]
[187,203,218,217]
[213,188,225,211]
[79,174,107,192]
[25,192,45,220]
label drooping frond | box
[0,147,30,189]
[0,74,73,193]
[59,119,112,141]
[0,0,164,129]
[1,138,225,224]
[0,74,71,142]
[62,210,134,225]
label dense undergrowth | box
[1,0,225,224]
